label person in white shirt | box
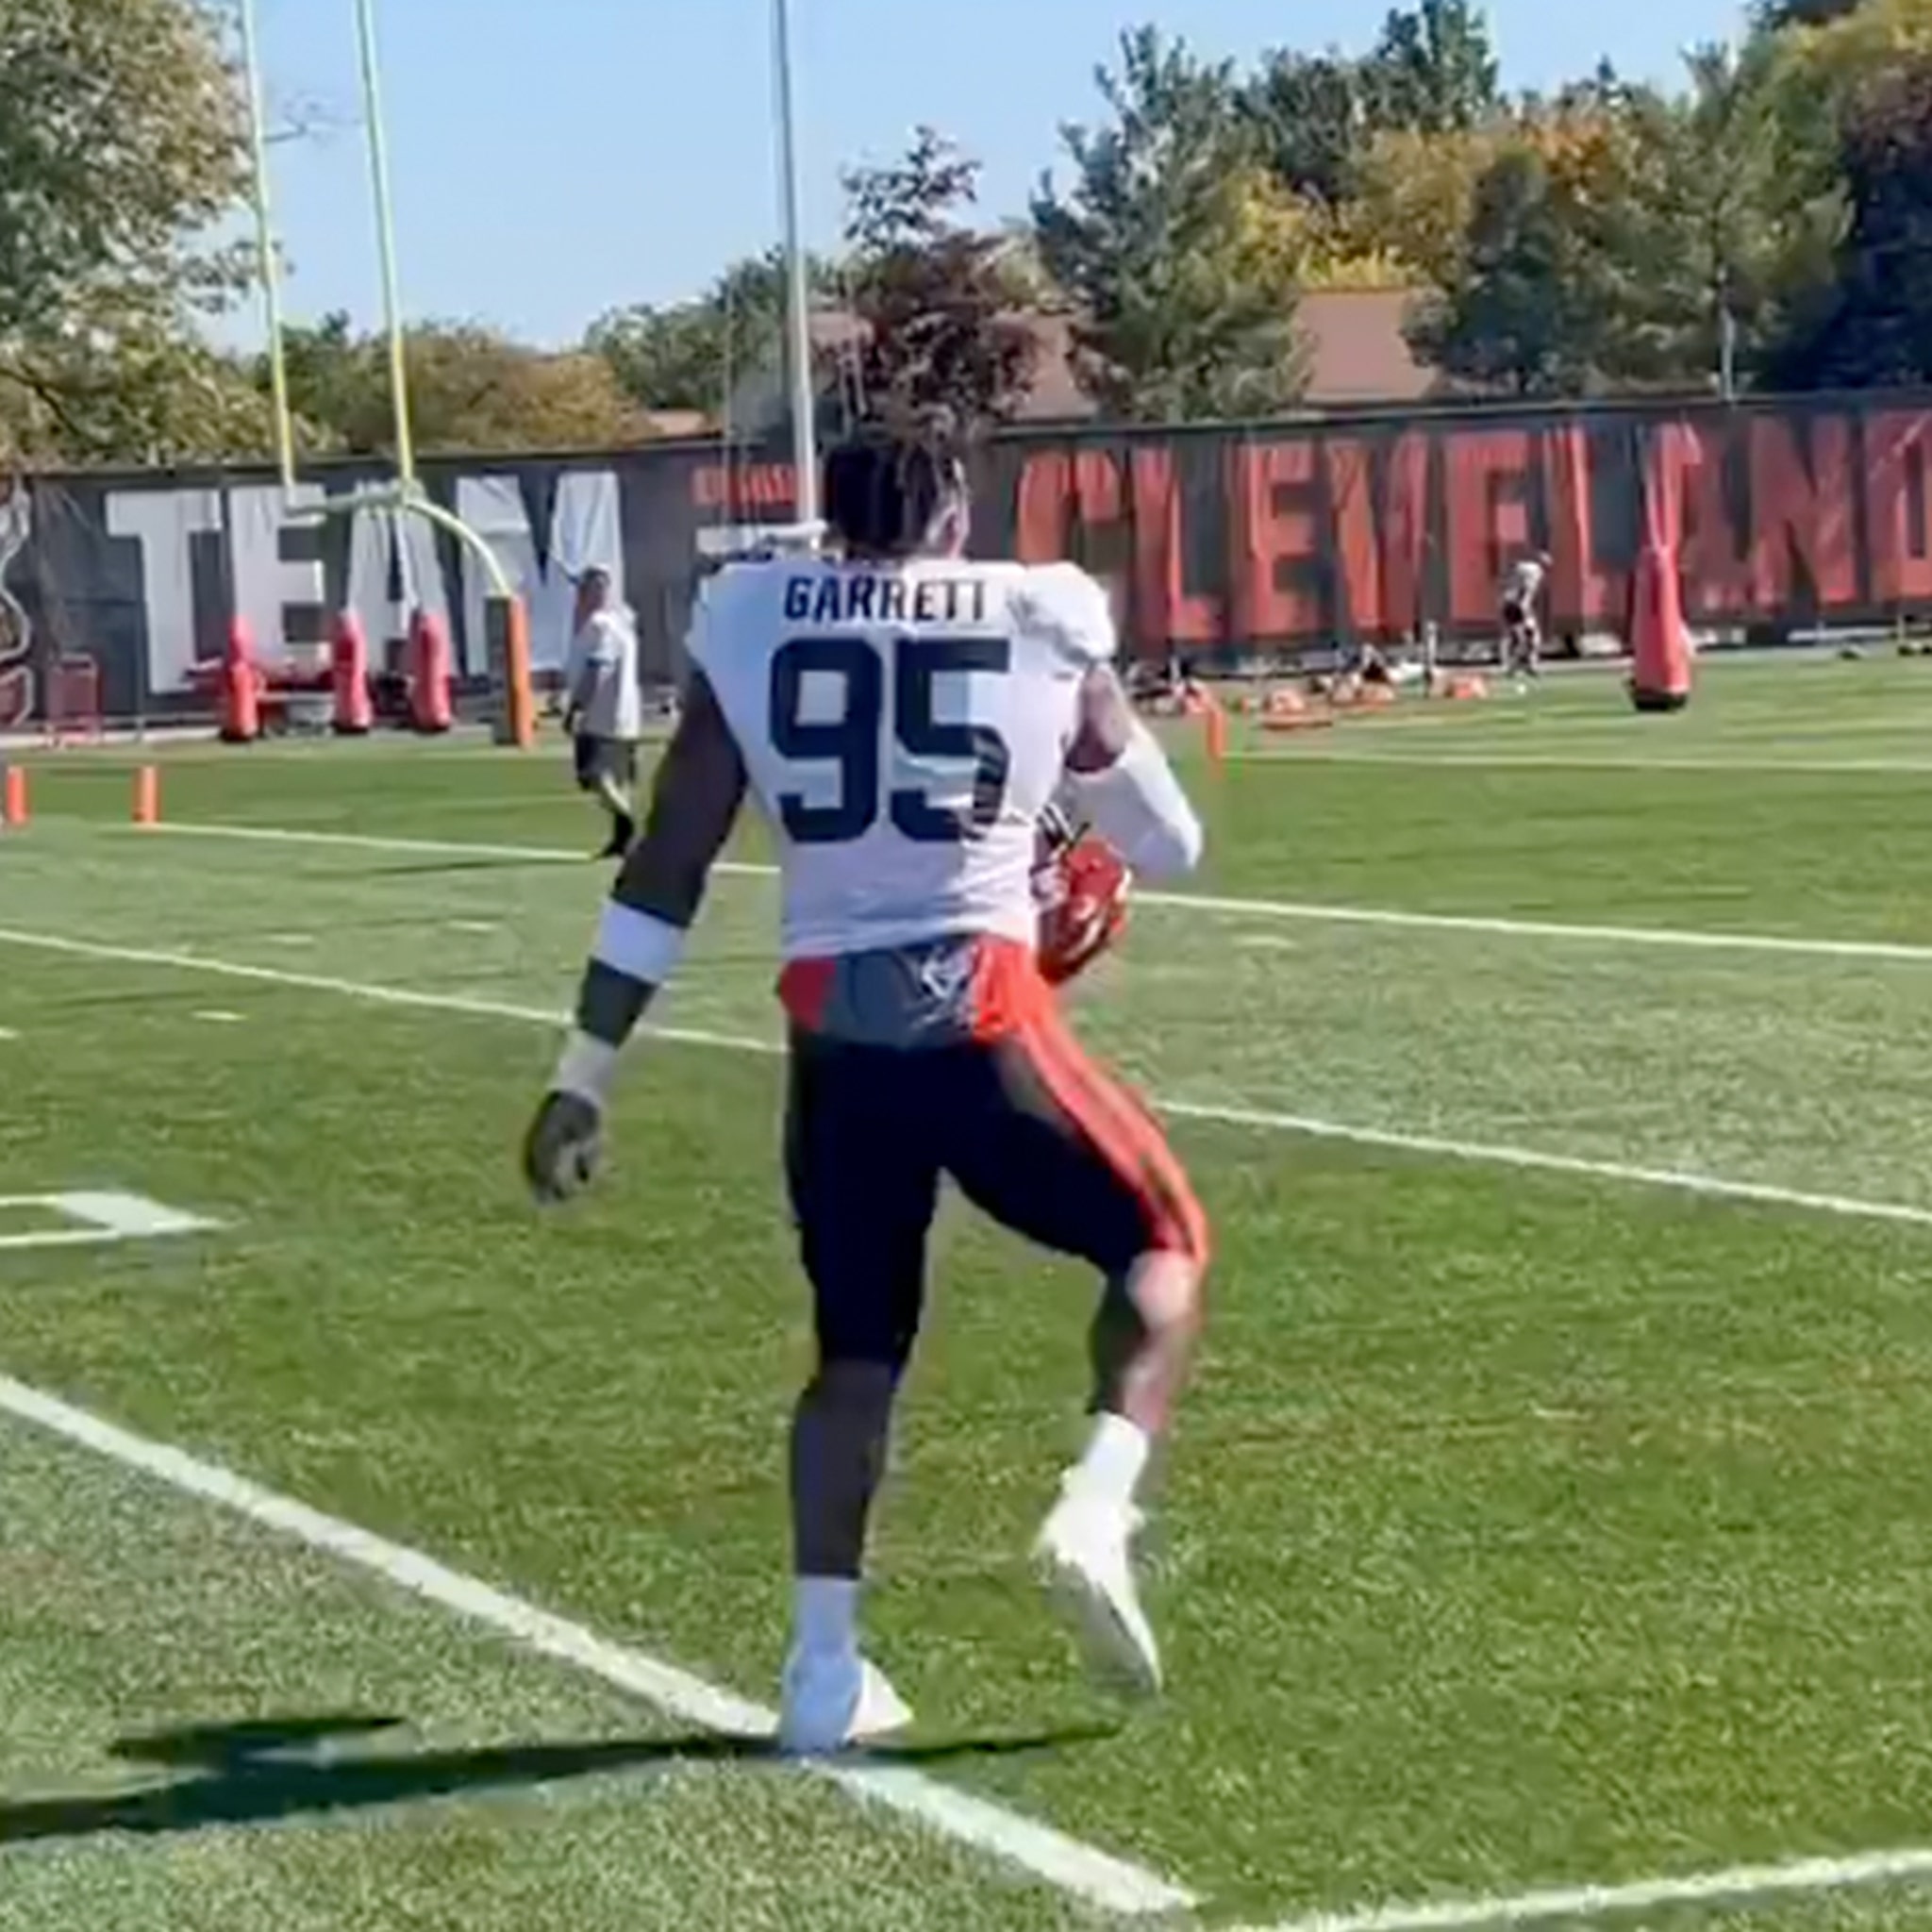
[1500,553,1551,680]
[562,567,642,858]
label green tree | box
[1768,54,1932,385]
[1365,0,1501,135]
[586,252,829,419]
[1346,120,1514,285]
[0,0,257,461]
[1241,51,1369,208]
[0,330,278,466]
[1405,143,1596,392]
[840,127,1039,426]
[1614,46,1824,392]
[1754,0,1864,26]
[1033,26,1308,420]
[274,314,652,457]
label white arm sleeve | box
[1064,723,1204,880]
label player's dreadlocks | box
[822,409,967,560]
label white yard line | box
[131,819,1932,967]
[0,1191,220,1253]
[1157,1099,1932,1230]
[0,1374,1194,1918]
[5,922,1932,1232]
[1231,749,1932,776]
[1242,1842,1932,1932]
[0,925,767,1058]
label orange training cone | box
[1628,541,1693,713]
[132,764,159,827]
[1202,689,1228,766]
[2,765,26,827]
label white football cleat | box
[777,1649,913,1757]
[1034,1482,1163,1697]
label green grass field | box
[12,657,1932,1930]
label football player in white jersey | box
[522,424,1210,1755]
[1501,552,1550,679]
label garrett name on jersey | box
[785,571,993,630]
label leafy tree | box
[1767,53,1932,385]
[1033,27,1308,420]
[1614,45,1823,391]
[273,314,653,456]
[1347,121,1514,285]
[0,0,257,461]
[1403,56,1832,398]
[586,252,833,419]
[1406,144,1594,392]
[1241,51,1370,208]
[1365,0,1501,135]
[839,127,1039,426]
[1754,0,1864,26]
[0,330,277,466]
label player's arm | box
[560,627,595,732]
[1060,663,1204,879]
[523,670,747,1202]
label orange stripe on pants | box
[1022,1011,1210,1265]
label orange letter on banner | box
[1541,425,1611,629]
[1445,429,1533,626]
[1017,447,1124,563]
[1324,438,1382,636]
[1074,448,1124,532]
[1651,420,1748,619]
[1378,434,1431,641]
[1750,412,1856,613]
[1016,451,1072,561]
[1233,440,1322,642]
[1865,410,1932,606]
[1131,445,1220,648]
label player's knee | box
[807,1357,901,1416]
[1127,1247,1207,1340]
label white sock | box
[1070,1413,1150,1508]
[793,1575,859,1656]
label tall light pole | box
[772,0,820,535]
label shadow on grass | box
[0,1712,1118,1845]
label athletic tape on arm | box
[591,900,689,987]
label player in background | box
[1500,551,1551,682]
[522,422,1210,1755]
[562,567,643,858]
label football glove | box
[522,1090,605,1204]
[1034,818,1131,987]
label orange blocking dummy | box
[408,609,454,734]
[219,616,259,742]
[331,611,374,735]
[1628,541,1693,713]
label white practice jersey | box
[688,557,1114,961]
[1503,558,1547,608]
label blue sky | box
[246,0,1751,349]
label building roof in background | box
[702,286,1435,439]
[1295,289,1437,406]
